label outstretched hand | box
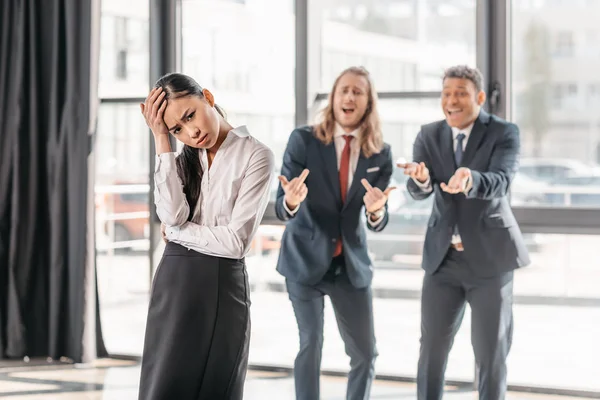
[441,167,471,194]
[398,160,429,183]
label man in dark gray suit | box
[400,65,530,400]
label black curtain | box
[0,0,107,362]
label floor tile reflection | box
[0,359,596,399]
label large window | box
[508,235,600,391]
[317,0,476,92]
[99,0,149,98]
[509,0,600,393]
[181,0,296,173]
[96,0,151,355]
[95,102,152,356]
[511,0,600,209]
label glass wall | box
[318,0,476,92]
[509,0,600,391]
[509,234,600,391]
[511,0,600,208]
[96,0,151,355]
[99,0,149,98]
[181,0,296,178]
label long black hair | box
[154,73,226,219]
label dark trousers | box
[286,256,377,400]
[417,249,514,400]
[138,243,251,400]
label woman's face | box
[162,92,220,149]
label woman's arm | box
[154,152,191,226]
[165,146,275,259]
[142,88,191,226]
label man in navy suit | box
[275,66,394,400]
[400,65,530,400]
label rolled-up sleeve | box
[154,152,190,226]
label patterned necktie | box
[333,135,353,257]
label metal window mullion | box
[295,0,309,127]
[149,0,179,281]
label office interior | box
[0,0,599,398]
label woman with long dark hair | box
[138,72,274,400]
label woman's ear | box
[202,88,215,107]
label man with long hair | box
[275,66,394,400]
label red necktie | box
[333,135,353,257]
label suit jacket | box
[407,110,530,277]
[275,125,393,288]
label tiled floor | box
[0,358,596,399]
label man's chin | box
[339,120,361,132]
[446,116,468,129]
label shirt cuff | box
[367,212,384,227]
[165,225,181,241]
[166,224,208,247]
[412,176,432,192]
[282,198,300,216]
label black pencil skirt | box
[138,242,251,400]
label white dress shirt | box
[413,122,474,243]
[283,123,383,226]
[154,125,275,259]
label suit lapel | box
[343,152,368,211]
[319,140,342,204]
[460,110,490,167]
